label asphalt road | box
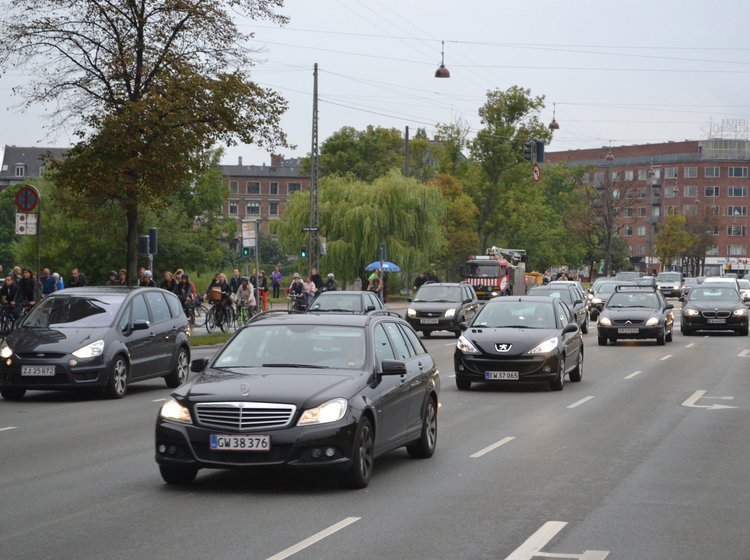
[1,307,749,560]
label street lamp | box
[548,102,560,131]
[434,41,450,78]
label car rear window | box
[309,294,361,312]
[22,294,125,328]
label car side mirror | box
[459,321,469,331]
[665,303,674,310]
[463,298,472,304]
[132,320,150,331]
[574,299,583,305]
[563,323,578,334]
[191,358,209,372]
[365,305,376,312]
[380,359,407,375]
[407,298,412,303]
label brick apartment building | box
[546,138,750,276]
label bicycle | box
[287,292,307,312]
[182,298,207,328]
[206,301,234,333]
[234,302,255,330]
[0,305,16,337]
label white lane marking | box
[152,398,167,402]
[0,426,17,432]
[265,517,361,560]
[660,354,672,361]
[567,396,594,409]
[444,342,456,346]
[738,349,750,357]
[681,390,736,410]
[624,370,642,379]
[686,343,695,348]
[447,374,455,378]
[505,520,610,560]
[470,436,515,458]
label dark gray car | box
[406,282,479,338]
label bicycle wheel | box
[205,307,216,333]
[223,306,236,332]
[235,307,247,330]
[192,304,207,328]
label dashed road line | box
[0,426,17,432]
[152,398,167,402]
[660,354,672,361]
[624,370,642,379]
[686,343,695,348]
[567,396,594,409]
[265,517,361,560]
[470,436,515,458]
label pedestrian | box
[69,267,87,287]
[428,269,439,283]
[160,271,178,293]
[414,271,427,291]
[257,270,269,311]
[303,275,316,308]
[40,268,56,295]
[229,268,241,294]
[271,265,282,299]
[310,266,323,293]
[105,270,119,286]
[139,270,156,287]
[53,272,64,291]
[367,269,381,298]
[118,269,127,285]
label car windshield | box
[414,285,462,303]
[684,278,703,287]
[213,324,367,370]
[738,279,750,289]
[473,302,556,329]
[607,292,659,308]
[309,294,362,312]
[595,282,620,295]
[688,287,740,302]
[528,288,573,305]
[463,262,499,277]
[616,272,639,280]
[21,294,125,328]
[656,273,681,283]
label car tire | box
[454,330,461,338]
[656,329,666,345]
[164,347,190,388]
[343,417,374,489]
[581,320,588,334]
[569,352,583,382]
[681,324,692,336]
[665,329,673,343]
[422,331,431,338]
[550,356,565,391]
[0,387,26,400]
[105,355,129,399]
[455,375,471,391]
[406,397,437,459]
[159,465,198,485]
[739,326,749,336]
[597,335,607,346]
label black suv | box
[308,290,385,314]
[406,282,479,337]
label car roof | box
[45,286,153,295]
[314,290,367,297]
[486,295,558,304]
[418,282,467,287]
[247,310,402,328]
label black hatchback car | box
[0,287,191,400]
[595,285,674,345]
[155,311,440,488]
[406,282,479,337]
[308,290,385,314]
[454,296,583,391]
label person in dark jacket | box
[69,268,87,287]
[15,267,37,311]
[0,274,20,318]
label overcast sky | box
[3,0,750,166]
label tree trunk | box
[125,189,140,286]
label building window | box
[637,244,647,255]
[684,167,697,179]
[706,245,719,255]
[708,226,719,236]
[623,225,633,236]
[247,181,260,195]
[246,202,260,215]
[652,206,660,217]
[638,169,648,180]
[288,182,301,194]
[728,225,746,237]
[637,225,646,236]
[228,200,238,215]
[14,164,25,177]
[728,206,748,217]
[269,202,279,216]
[704,166,720,178]
[637,207,646,217]
[664,186,677,198]
[684,205,697,216]
[706,205,720,216]
[623,207,633,218]
[704,186,720,197]
[665,206,678,216]
[637,188,646,198]
[611,171,620,181]
[728,244,746,256]
[729,186,748,197]
[270,182,279,195]
[625,170,634,181]
[729,167,749,178]
[665,167,678,179]
[229,180,238,194]
[684,185,697,197]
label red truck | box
[461,247,528,299]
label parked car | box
[454,295,583,391]
[406,282,479,337]
[681,285,749,336]
[308,290,385,314]
[155,311,440,488]
[655,271,684,298]
[596,285,674,346]
[0,287,191,400]
[527,285,589,333]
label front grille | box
[613,319,645,326]
[194,402,296,432]
[417,311,444,318]
[701,310,731,319]
[16,352,66,359]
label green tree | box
[0,188,19,269]
[0,0,289,284]
[431,174,479,279]
[315,126,404,182]
[278,171,446,285]
[654,214,693,270]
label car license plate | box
[707,318,726,324]
[485,371,519,380]
[420,318,439,324]
[21,365,55,376]
[210,434,270,451]
[617,328,639,334]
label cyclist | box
[235,277,256,323]
[160,271,179,294]
[289,273,305,311]
[323,273,338,292]
[105,270,119,286]
[176,274,196,320]
[139,270,156,287]
[16,267,37,313]
[206,272,232,323]
[0,274,19,323]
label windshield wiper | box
[261,363,328,368]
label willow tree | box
[0,0,289,284]
[278,171,446,285]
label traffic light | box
[242,247,250,257]
[535,140,544,164]
[523,140,536,162]
[300,245,307,258]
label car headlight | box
[72,339,105,359]
[407,308,416,318]
[591,297,602,304]
[297,398,348,426]
[733,308,747,316]
[445,308,456,318]
[684,309,700,317]
[159,399,193,424]
[598,317,612,326]
[0,340,12,359]
[491,291,499,296]
[528,337,559,354]
[645,317,659,326]
[456,335,480,354]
